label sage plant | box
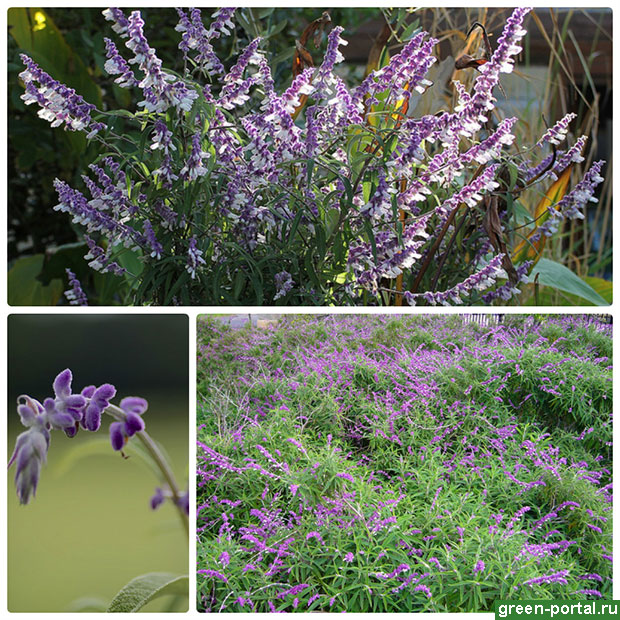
[196,314,612,611]
[18,8,605,305]
[9,368,190,612]
[9,368,189,525]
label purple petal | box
[8,432,30,469]
[93,383,116,405]
[81,385,96,398]
[124,411,145,436]
[65,394,87,409]
[45,398,76,429]
[64,424,79,438]
[53,369,73,399]
[109,422,125,451]
[83,402,103,432]
[150,487,165,510]
[17,397,42,427]
[120,397,148,416]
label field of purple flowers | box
[196,314,612,612]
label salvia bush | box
[9,369,189,610]
[196,315,612,611]
[18,7,605,305]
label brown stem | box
[410,164,485,295]
[430,210,469,292]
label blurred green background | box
[7,314,189,612]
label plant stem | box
[105,403,189,536]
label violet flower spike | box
[274,271,294,300]
[537,112,577,147]
[9,398,51,505]
[19,54,101,134]
[103,37,137,88]
[10,370,189,536]
[64,268,88,306]
[186,236,206,279]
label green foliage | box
[529,259,608,306]
[197,315,612,611]
[107,573,188,612]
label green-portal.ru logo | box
[495,601,618,620]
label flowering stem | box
[105,403,189,536]
[410,163,485,295]
[430,210,469,292]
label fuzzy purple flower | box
[186,236,206,279]
[274,271,294,301]
[150,486,165,510]
[197,569,228,583]
[537,113,576,147]
[109,396,148,451]
[103,37,137,88]
[82,382,117,432]
[180,132,209,181]
[64,269,88,306]
[9,369,146,503]
[523,569,570,587]
[473,560,485,576]
[19,54,101,134]
[142,219,163,259]
[9,398,51,505]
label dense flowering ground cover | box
[196,314,612,612]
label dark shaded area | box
[8,313,188,409]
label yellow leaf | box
[512,165,573,265]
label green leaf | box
[8,254,63,306]
[106,108,137,119]
[325,208,340,237]
[163,271,190,306]
[527,258,608,306]
[401,20,421,41]
[116,248,144,281]
[583,276,612,304]
[107,573,188,613]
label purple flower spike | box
[9,428,50,504]
[11,371,158,507]
[64,269,88,306]
[9,395,51,505]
